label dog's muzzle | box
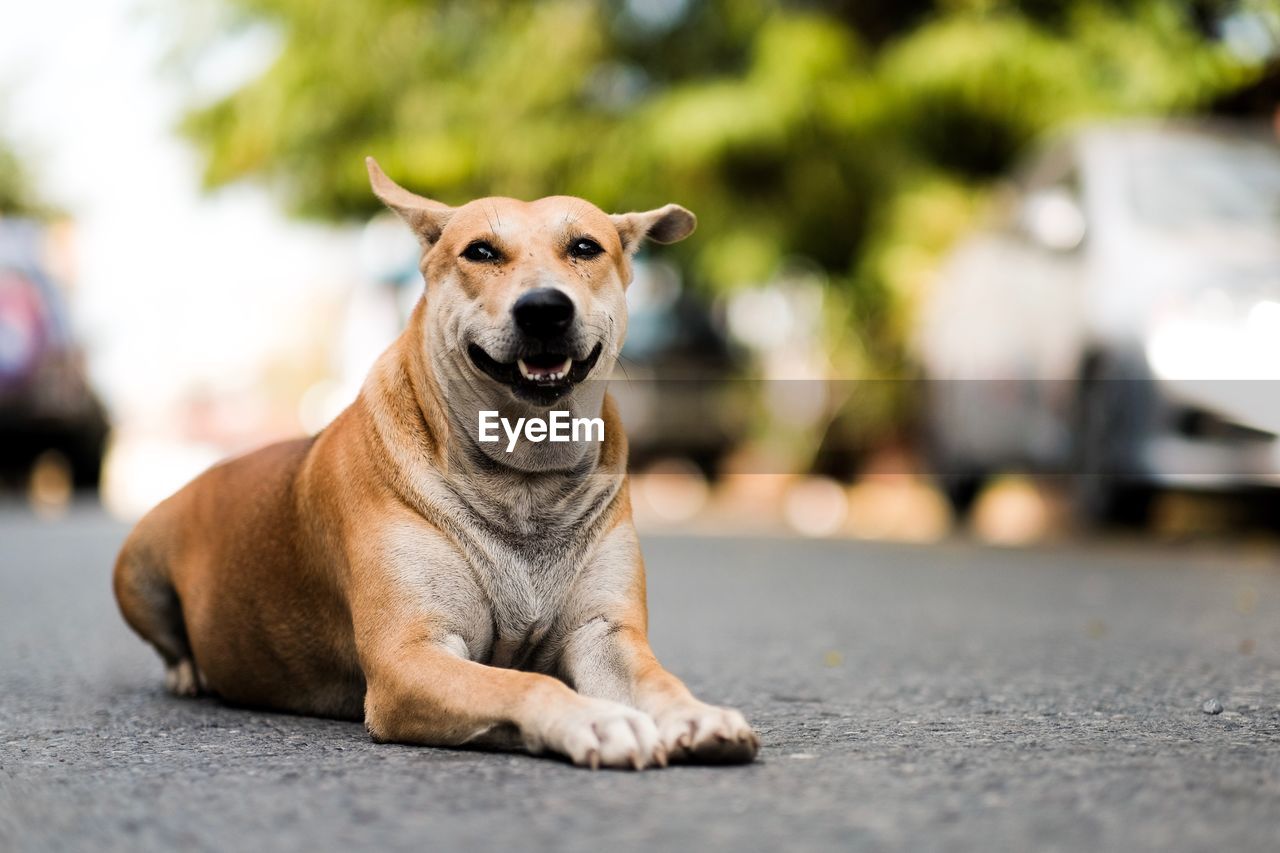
[468,288,604,404]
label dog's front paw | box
[530,698,666,770]
[654,701,759,765]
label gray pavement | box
[1,507,1278,852]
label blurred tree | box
[0,136,47,216]
[175,0,1271,374]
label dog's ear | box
[366,157,455,247]
[610,204,696,255]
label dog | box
[113,158,759,769]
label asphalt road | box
[1,507,1278,852]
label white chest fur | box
[411,466,625,670]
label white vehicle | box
[917,120,1280,526]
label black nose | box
[513,288,575,338]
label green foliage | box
[177,0,1266,372]
[0,136,46,216]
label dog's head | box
[367,158,695,411]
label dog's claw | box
[586,749,600,770]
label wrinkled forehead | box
[441,196,619,249]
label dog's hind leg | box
[113,530,203,697]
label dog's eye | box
[462,241,501,263]
[568,238,604,259]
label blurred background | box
[2,0,1279,547]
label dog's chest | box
[425,467,622,669]
[469,535,587,669]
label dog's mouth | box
[467,342,604,404]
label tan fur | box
[113,159,757,769]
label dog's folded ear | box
[610,204,697,254]
[366,157,455,247]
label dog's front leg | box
[360,631,667,769]
[561,618,759,764]
[558,529,760,764]
[350,535,665,769]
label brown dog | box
[113,158,759,769]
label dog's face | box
[430,195,634,408]
[367,158,695,411]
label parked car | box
[608,260,745,478]
[916,120,1280,526]
[0,218,109,491]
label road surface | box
[2,508,1278,851]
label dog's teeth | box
[517,357,573,382]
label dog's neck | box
[360,301,626,531]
